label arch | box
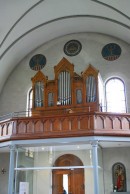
[52,154,84,194]
[54,154,83,167]
[27,87,33,116]
[112,162,126,192]
[105,77,127,113]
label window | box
[27,88,33,116]
[105,78,126,113]
[28,88,33,110]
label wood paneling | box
[0,112,130,142]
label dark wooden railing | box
[0,112,130,142]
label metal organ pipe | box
[67,72,69,104]
[61,71,63,105]
[86,76,96,102]
[58,71,71,105]
[63,72,65,105]
[69,72,70,104]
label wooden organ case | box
[31,57,103,116]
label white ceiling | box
[1,135,130,152]
[1,141,130,153]
[0,0,130,94]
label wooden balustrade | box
[0,112,130,142]
[0,119,14,141]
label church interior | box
[0,1,130,194]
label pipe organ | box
[31,57,104,115]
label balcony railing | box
[0,111,130,142]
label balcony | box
[0,111,130,142]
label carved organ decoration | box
[31,57,103,115]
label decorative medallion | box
[102,43,121,61]
[64,40,82,56]
[29,54,46,71]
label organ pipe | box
[58,71,71,105]
[86,76,96,102]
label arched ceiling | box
[0,0,130,93]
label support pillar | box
[8,145,16,194]
[92,141,99,194]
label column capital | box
[9,145,16,151]
[91,140,98,147]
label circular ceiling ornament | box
[64,40,82,56]
[29,54,46,71]
[102,43,121,61]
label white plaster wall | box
[1,147,130,194]
[31,147,130,194]
[33,170,51,194]
[98,148,104,193]
[103,147,130,194]
[16,151,34,194]
[0,33,130,115]
[0,153,10,194]
[33,149,94,194]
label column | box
[8,145,16,194]
[92,141,99,194]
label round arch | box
[54,154,84,167]
[52,154,85,194]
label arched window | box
[27,88,33,116]
[105,78,126,113]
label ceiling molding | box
[1,14,130,60]
[0,0,44,48]
[91,0,130,20]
